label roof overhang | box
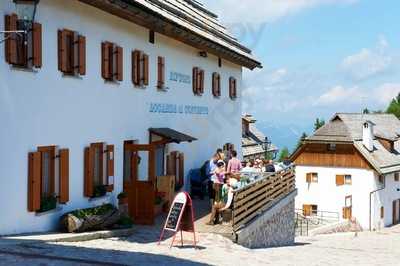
[79,0,262,69]
[149,128,197,144]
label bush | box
[72,204,115,219]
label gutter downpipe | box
[369,174,385,231]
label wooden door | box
[124,144,156,225]
[393,200,400,225]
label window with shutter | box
[157,56,165,89]
[336,175,345,186]
[192,67,204,96]
[28,146,70,213]
[192,67,199,95]
[58,29,86,76]
[116,46,123,81]
[84,142,115,198]
[212,72,221,97]
[143,53,149,85]
[229,77,238,100]
[102,41,122,82]
[132,50,149,87]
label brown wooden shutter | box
[28,152,41,212]
[57,30,63,71]
[336,175,345,186]
[84,146,94,197]
[4,15,11,63]
[59,149,69,204]
[8,14,18,65]
[192,67,198,94]
[157,56,165,89]
[101,42,111,80]
[306,173,312,183]
[132,50,141,86]
[106,145,114,192]
[58,30,68,72]
[116,46,123,81]
[303,205,311,216]
[143,53,149,86]
[217,74,221,96]
[32,22,42,68]
[212,72,217,96]
[178,153,184,188]
[233,78,237,98]
[198,69,204,95]
[78,35,86,76]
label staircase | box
[295,209,339,236]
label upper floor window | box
[229,77,237,100]
[84,142,114,198]
[328,143,337,151]
[132,50,149,87]
[395,173,399,182]
[157,56,165,90]
[58,29,86,76]
[192,67,204,96]
[28,146,69,213]
[306,173,318,183]
[101,42,123,82]
[212,72,221,98]
[4,13,42,69]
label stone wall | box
[236,190,297,249]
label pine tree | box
[296,132,308,149]
[314,118,325,131]
[386,93,400,119]
[278,147,290,162]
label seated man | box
[206,178,234,225]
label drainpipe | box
[369,174,385,231]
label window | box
[344,175,352,185]
[212,72,221,97]
[57,29,86,76]
[378,175,385,184]
[306,173,318,183]
[381,206,384,219]
[101,42,123,81]
[132,50,149,87]
[303,204,318,216]
[343,195,352,219]
[28,146,69,213]
[218,57,222,67]
[4,13,42,69]
[229,77,237,100]
[149,30,155,44]
[395,173,399,182]
[328,143,336,151]
[192,67,204,95]
[84,143,114,198]
[157,56,165,90]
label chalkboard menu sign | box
[166,202,184,230]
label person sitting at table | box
[265,160,276,173]
[206,177,234,225]
[241,161,254,172]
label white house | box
[291,113,400,230]
[0,0,261,235]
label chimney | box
[362,121,375,152]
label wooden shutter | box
[101,42,111,80]
[142,53,149,86]
[306,173,312,183]
[217,74,221,96]
[132,50,141,86]
[157,56,165,89]
[78,35,86,75]
[116,46,123,81]
[58,30,69,72]
[8,14,18,65]
[192,67,198,95]
[336,175,345,186]
[32,22,42,68]
[199,69,204,95]
[84,147,94,197]
[303,205,311,216]
[106,145,114,192]
[212,72,217,96]
[178,153,185,189]
[59,149,69,204]
[4,15,11,63]
[28,152,41,212]
[233,78,237,98]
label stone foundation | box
[235,190,297,249]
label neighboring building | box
[0,0,261,235]
[242,114,278,161]
[291,113,400,230]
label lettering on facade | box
[149,103,208,115]
[169,72,191,84]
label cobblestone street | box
[1,225,400,266]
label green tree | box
[386,93,400,119]
[363,108,370,114]
[278,147,290,162]
[296,132,308,149]
[314,118,325,131]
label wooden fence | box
[231,165,296,231]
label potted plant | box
[39,194,57,213]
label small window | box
[84,142,115,198]
[229,77,237,100]
[58,29,86,76]
[306,173,318,183]
[212,72,221,98]
[395,173,399,182]
[380,206,384,219]
[218,57,222,67]
[157,56,165,90]
[101,42,123,82]
[378,175,385,184]
[328,143,336,151]
[149,30,155,44]
[303,204,318,216]
[4,13,42,69]
[132,50,149,87]
[192,67,204,96]
[344,175,352,185]
[28,146,69,213]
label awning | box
[149,128,197,144]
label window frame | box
[58,28,86,76]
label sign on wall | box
[149,102,208,115]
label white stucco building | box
[292,113,400,230]
[0,0,261,235]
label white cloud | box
[376,83,400,105]
[341,37,393,81]
[202,0,358,24]
[315,85,366,105]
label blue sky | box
[202,0,400,150]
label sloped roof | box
[79,0,261,69]
[304,113,400,174]
[242,124,278,157]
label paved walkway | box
[1,225,400,266]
